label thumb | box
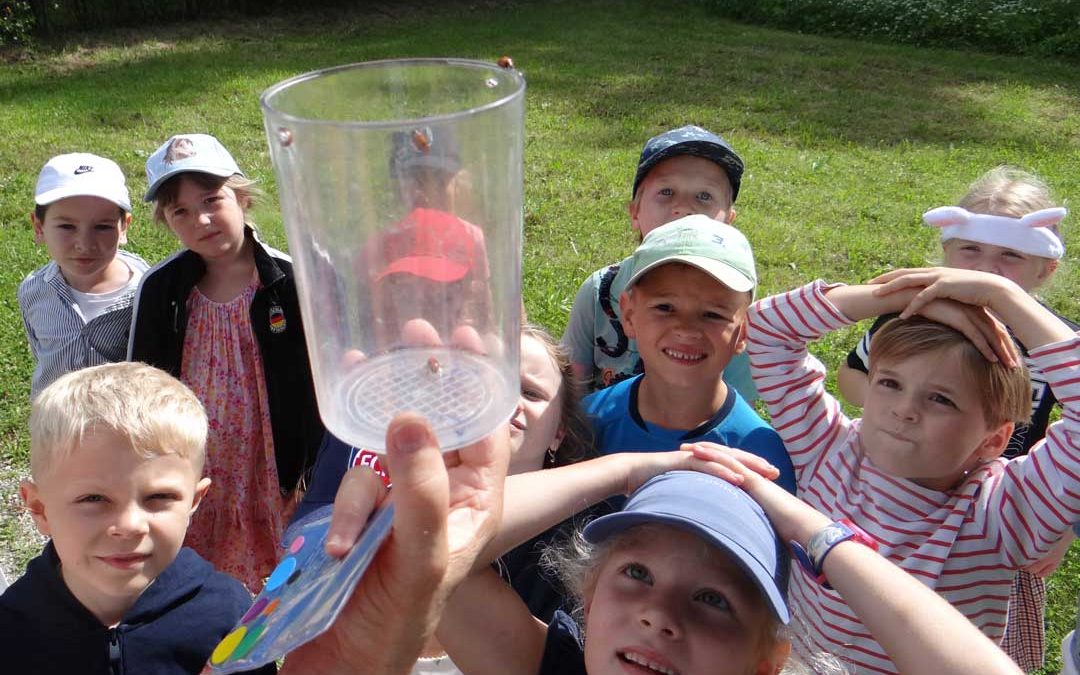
[383,413,451,581]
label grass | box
[0,0,1078,669]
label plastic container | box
[261,58,524,451]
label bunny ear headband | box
[923,206,1067,260]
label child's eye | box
[696,191,713,202]
[959,245,980,253]
[704,311,729,321]
[521,386,546,402]
[694,589,731,611]
[875,377,899,390]
[1002,251,1025,260]
[652,303,674,313]
[170,207,188,218]
[56,223,77,231]
[622,562,652,583]
[658,188,673,197]
[94,223,117,232]
[76,494,107,504]
[928,392,957,408]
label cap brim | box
[627,255,755,295]
[584,511,789,623]
[35,186,131,213]
[376,256,470,283]
[143,165,241,202]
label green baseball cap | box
[626,214,757,295]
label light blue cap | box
[144,133,243,202]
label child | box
[583,215,796,494]
[562,125,757,401]
[433,468,1022,675]
[0,362,275,674]
[748,266,1080,673]
[836,167,1076,670]
[128,133,324,591]
[18,152,148,397]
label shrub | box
[706,0,1080,59]
[0,1,34,47]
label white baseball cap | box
[144,133,243,202]
[35,153,132,212]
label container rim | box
[260,58,526,129]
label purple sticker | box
[288,535,305,554]
[241,597,269,624]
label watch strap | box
[790,518,877,590]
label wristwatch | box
[791,519,878,590]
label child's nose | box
[110,504,150,537]
[891,396,919,422]
[638,601,682,640]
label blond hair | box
[151,172,261,226]
[30,362,208,480]
[959,166,1063,242]
[870,317,1030,428]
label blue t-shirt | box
[583,374,796,494]
[539,610,587,675]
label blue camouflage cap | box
[632,125,744,202]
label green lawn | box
[1,1,1078,670]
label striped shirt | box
[747,281,1080,674]
[17,250,148,397]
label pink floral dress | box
[180,279,295,592]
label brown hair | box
[521,322,594,467]
[151,172,261,225]
[869,316,1030,427]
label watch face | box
[821,527,851,548]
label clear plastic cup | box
[261,59,524,451]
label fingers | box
[866,267,932,286]
[401,319,443,348]
[684,442,780,480]
[325,461,389,557]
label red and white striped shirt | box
[748,281,1080,674]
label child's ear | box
[19,480,51,537]
[118,212,132,246]
[190,477,212,516]
[732,316,749,355]
[549,424,567,455]
[618,291,637,338]
[30,212,45,244]
[725,207,737,225]
[753,638,791,675]
[1037,258,1059,285]
[974,421,1013,463]
[627,198,642,233]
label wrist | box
[791,518,878,590]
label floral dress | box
[180,279,295,592]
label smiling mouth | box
[661,348,705,363]
[618,650,679,675]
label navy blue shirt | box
[539,610,587,675]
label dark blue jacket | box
[0,542,275,674]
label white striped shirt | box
[17,250,148,397]
[747,281,1080,674]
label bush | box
[706,0,1080,59]
[0,1,34,47]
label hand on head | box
[868,267,1020,367]
[280,414,509,675]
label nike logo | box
[73,165,94,174]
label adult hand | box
[280,413,509,675]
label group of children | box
[2,122,1079,675]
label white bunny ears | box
[924,206,1067,260]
